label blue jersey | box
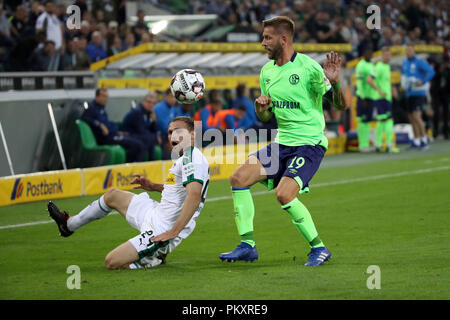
[154,100,179,135]
[401,56,435,97]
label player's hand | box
[324,51,342,84]
[414,80,423,87]
[131,174,153,191]
[378,89,387,98]
[151,230,178,242]
[100,123,109,136]
[255,95,272,112]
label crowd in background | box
[1,0,449,71]
[186,0,450,59]
[0,0,158,71]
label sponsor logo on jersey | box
[271,100,301,109]
[289,74,300,85]
[11,177,63,200]
[165,173,175,185]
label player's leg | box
[48,187,134,236]
[357,98,371,151]
[276,177,323,248]
[384,101,398,153]
[106,229,180,270]
[219,150,270,262]
[413,108,428,148]
[105,240,139,270]
[374,100,385,151]
[275,146,331,266]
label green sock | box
[358,121,370,148]
[385,118,394,146]
[232,188,255,247]
[375,120,385,147]
[282,198,324,248]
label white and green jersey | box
[157,147,209,239]
[259,52,332,149]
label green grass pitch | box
[0,144,449,299]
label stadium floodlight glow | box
[150,20,168,35]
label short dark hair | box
[262,16,295,38]
[165,88,172,95]
[170,116,194,132]
[236,83,246,97]
[236,105,246,112]
[95,88,107,97]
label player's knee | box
[275,189,295,206]
[104,252,119,270]
[230,172,246,188]
[104,187,120,207]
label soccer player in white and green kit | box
[219,16,348,266]
[367,46,399,153]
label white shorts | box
[126,193,182,261]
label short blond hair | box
[262,16,295,38]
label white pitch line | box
[1,165,449,231]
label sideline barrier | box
[0,169,82,206]
[0,138,346,207]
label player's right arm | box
[130,174,164,192]
[255,95,273,122]
[367,74,386,99]
[255,66,273,122]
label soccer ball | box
[170,69,205,104]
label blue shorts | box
[407,96,426,113]
[253,143,325,193]
[374,99,392,120]
[356,97,374,122]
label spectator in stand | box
[28,1,44,28]
[107,35,122,56]
[29,39,60,71]
[92,0,118,24]
[122,32,135,51]
[81,88,147,163]
[60,37,78,70]
[86,30,106,62]
[35,0,63,52]
[9,5,29,41]
[121,91,161,161]
[75,36,91,69]
[76,20,92,42]
[134,9,147,29]
[0,3,12,44]
[232,83,257,131]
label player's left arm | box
[323,51,348,110]
[151,181,203,242]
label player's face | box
[235,109,246,121]
[142,94,157,112]
[168,121,193,157]
[405,46,414,58]
[165,92,177,106]
[382,49,391,63]
[262,26,282,60]
[96,90,108,106]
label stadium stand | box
[0,0,448,176]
